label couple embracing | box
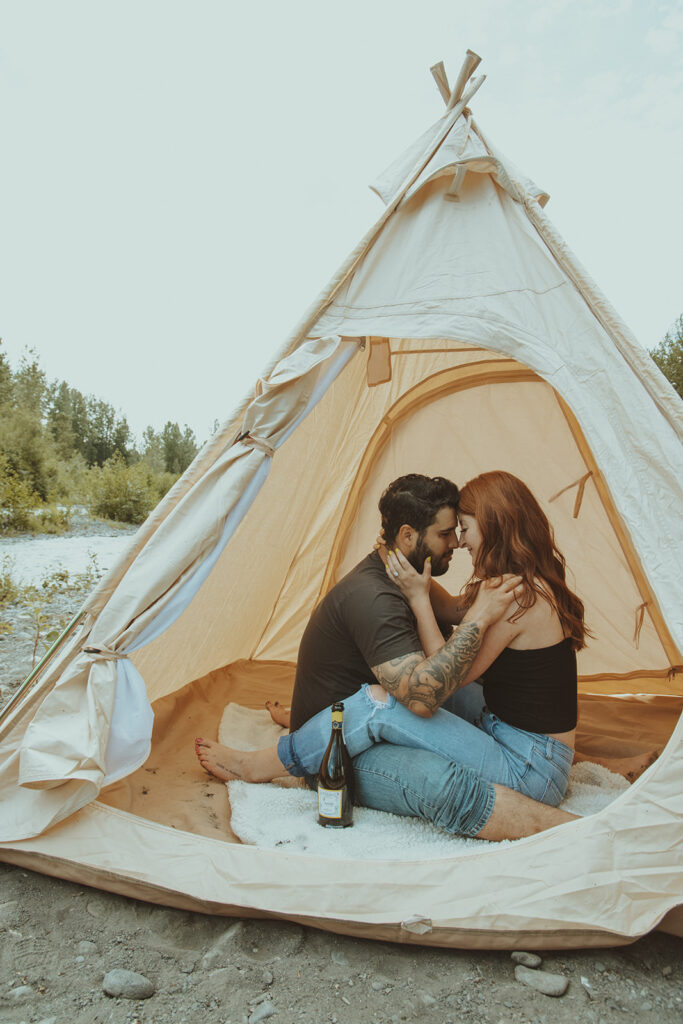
[196,471,586,841]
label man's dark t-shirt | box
[290,551,423,731]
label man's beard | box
[408,534,451,576]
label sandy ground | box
[1,519,681,1024]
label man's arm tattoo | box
[373,653,422,695]
[372,621,482,715]
[411,621,482,712]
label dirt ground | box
[1,521,681,1024]
[0,860,681,1024]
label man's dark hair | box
[378,474,460,544]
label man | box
[291,474,499,728]
[198,474,575,839]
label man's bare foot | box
[574,748,660,783]
[265,700,291,729]
[194,737,286,783]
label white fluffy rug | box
[219,704,630,859]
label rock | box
[249,1000,275,1023]
[641,1002,653,1011]
[420,993,437,1007]
[662,966,673,977]
[594,961,606,973]
[262,968,274,986]
[78,939,98,954]
[515,965,569,997]
[371,981,383,991]
[201,921,243,969]
[331,949,348,966]
[511,950,542,968]
[7,984,34,1003]
[102,968,155,999]
[37,1018,58,1024]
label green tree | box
[13,349,47,416]
[0,341,12,407]
[650,314,683,398]
[161,421,198,474]
[84,398,132,466]
[0,349,55,500]
[69,387,91,460]
[141,426,166,473]
[47,380,77,459]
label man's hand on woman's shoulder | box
[465,574,523,628]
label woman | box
[197,471,588,805]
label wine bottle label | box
[318,786,343,819]
[331,710,343,726]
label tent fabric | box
[1,337,356,839]
[1,55,682,947]
[313,174,682,646]
[371,111,550,208]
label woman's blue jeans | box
[277,683,573,807]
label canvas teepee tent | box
[1,51,681,950]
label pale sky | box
[1,0,681,441]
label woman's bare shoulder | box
[507,577,565,647]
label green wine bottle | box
[317,702,354,828]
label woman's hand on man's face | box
[385,547,431,604]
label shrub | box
[34,505,71,534]
[47,452,90,505]
[86,452,157,524]
[0,555,19,605]
[151,470,179,502]
[0,453,41,532]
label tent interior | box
[96,337,682,844]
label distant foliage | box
[0,341,202,531]
[141,421,198,475]
[0,453,41,531]
[650,314,683,398]
[86,452,158,525]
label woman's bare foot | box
[194,737,286,783]
[265,700,291,729]
[574,748,660,783]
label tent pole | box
[447,49,482,109]
[0,609,86,728]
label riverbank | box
[0,513,137,707]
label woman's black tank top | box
[481,637,577,734]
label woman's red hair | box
[459,471,587,650]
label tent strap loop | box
[83,644,127,662]
[242,434,276,458]
[548,471,593,518]
[633,603,648,649]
